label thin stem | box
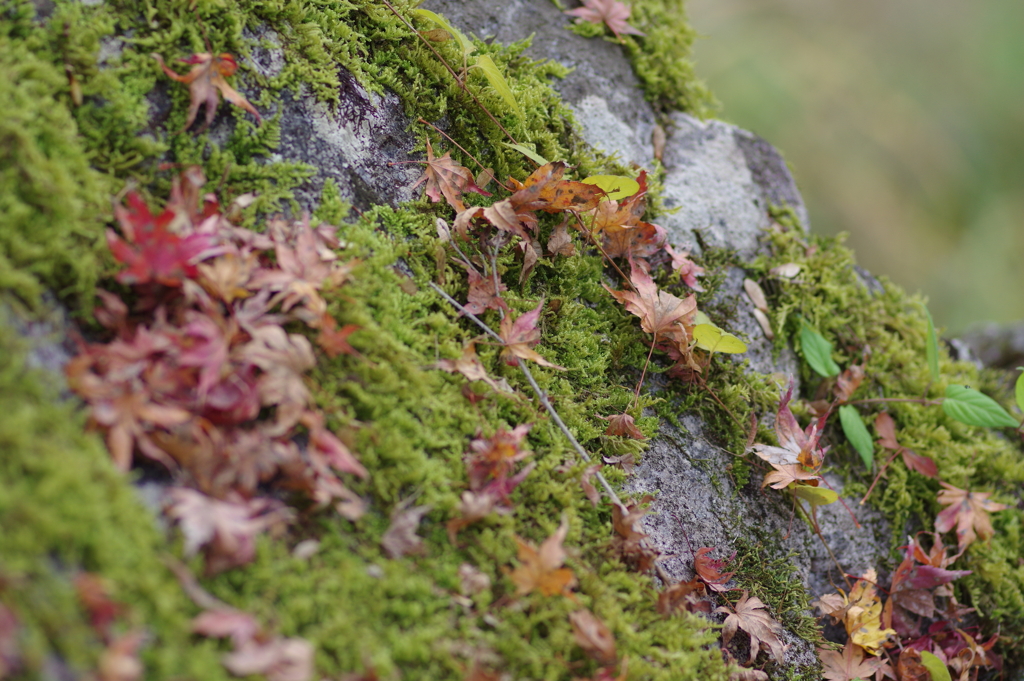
[429,282,622,507]
[633,333,656,411]
[860,450,900,505]
[380,0,519,145]
[848,397,943,406]
[816,476,862,529]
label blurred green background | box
[687,0,1024,333]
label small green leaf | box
[919,651,952,681]
[1016,367,1024,414]
[839,405,873,468]
[472,54,523,119]
[502,142,549,166]
[799,322,840,377]
[790,484,838,507]
[943,384,1019,428]
[411,9,475,59]
[925,306,940,382]
[581,175,640,201]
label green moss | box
[754,225,1024,664]
[0,302,227,680]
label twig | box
[429,281,622,507]
[848,397,943,406]
[380,0,519,145]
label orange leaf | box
[152,52,261,133]
[509,516,577,597]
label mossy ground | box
[2,0,1022,678]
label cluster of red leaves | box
[749,382,829,491]
[68,168,366,577]
[815,534,1000,681]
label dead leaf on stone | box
[715,591,787,665]
[743,278,768,312]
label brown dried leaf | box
[152,52,261,133]
[935,483,1007,550]
[820,642,885,681]
[715,591,787,665]
[381,503,432,559]
[569,609,617,665]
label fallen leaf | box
[656,577,709,616]
[749,382,828,488]
[819,641,885,681]
[834,364,865,403]
[97,631,145,681]
[75,573,122,638]
[935,483,1007,551]
[509,516,577,597]
[715,591,787,665]
[222,637,315,681]
[436,341,507,394]
[600,413,646,440]
[381,503,432,559]
[569,609,617,665]
[164,488,294,575]
[579,463,603,507]
[498,301,565,369]
[605,266,696,340]
[315,313,360,358]
[693,547,735,593]
[464,269,509,316]
[565,0,645,40]
[743,278,768,312]
[547,219,576,257]
[152,52,261,133]
[411,140,491,212]
[458,563,492,596]
[873,413,937,478]
[844,569,897,654]
[610,498,660,572]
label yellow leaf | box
[581,175,641,201]
[693,323,747,354]
[790,484,838,506]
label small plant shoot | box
[799,320,840,377]
[839,405,873,468]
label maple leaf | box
[498,300,565,369]
[874,413,937,478]
[610,498,660,572]
[381,502,432,559]
[436,341,513,397]
[600,413,646,440]
[411,140,491,212]
[935,482,1007,550]
[750,382,829,487]
[464,269,509,316]
[833,364,865,403]
[107,192,216,287]
[164,488,294,575]
[605,266,696,340]
[885,533,971,636]
[715,591,787,665]
[465,424,534,499]
[509,516,577,597]
[570,609,617,665]
[819,641,885,681]
[547,219,576,257]
[315,312,360,359]
[693,547,735,593]
[152,52,261,133]
[446,490,507,543]
[565,0,646,40]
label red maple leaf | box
[498,301,565,369]
[604,266,696,340]
[565,0,645,40]
[152,52,261,133]
[693,547,735,593]
[107,192,215,287]
[411,140,490,212]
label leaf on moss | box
[715,591,787,665]
[819,641,884,681]
[935,482,1008,550]
[152,52,261,133]
[564,0,645,40]
[569,609,617,665]
[509,516,577,597]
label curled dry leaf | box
[435,340,508,394]
[579,463,603,507]
[874,413,937,478]
[152,52,261,133]
[411,140,491,213]
[458,563,492,596]
[656,577,709,616]
[749,382,828,489]
[569,609,617,666]
[381,503,433,559]
[604,266,696,340]
[509,516,577,597]
[666,246,705,291]
[693,547,735,593]
[833,364,865,403]
[610,497,660,573]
